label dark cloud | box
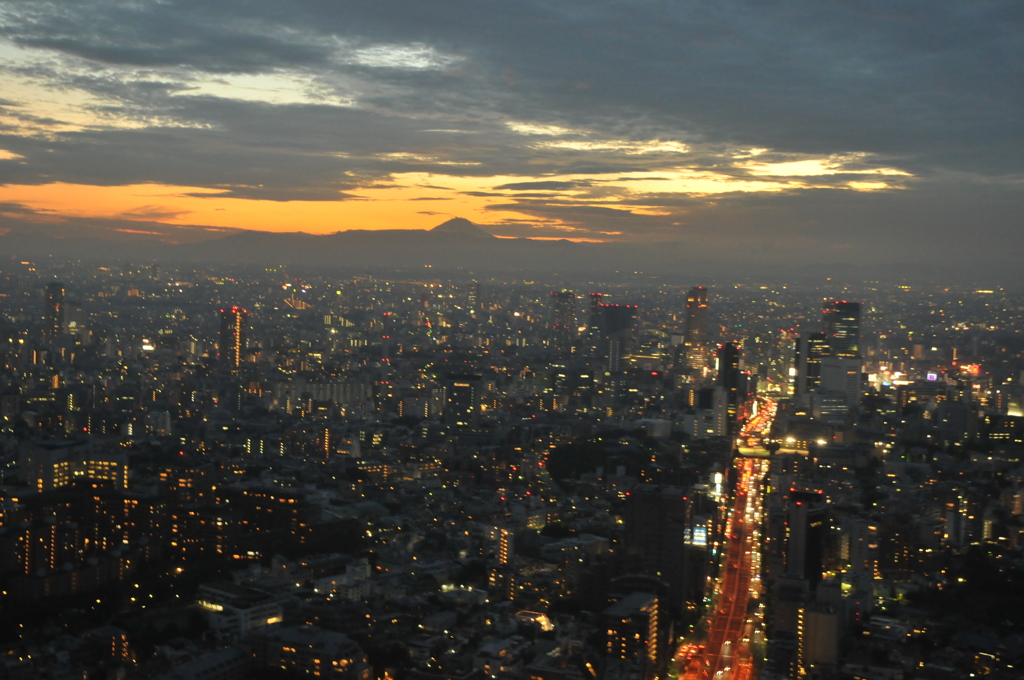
[0,0,1021,264]
[494,181,590,191]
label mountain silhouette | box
[429,217,494,238]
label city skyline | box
[1,262,1024,678]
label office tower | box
[44,282,65,337]
[549,290,577,353]
[218,306,248,370]
[624,486,707,618]
[444,373,482,429]
[786,490,828,590]
[716,342,746,428]
[699,386,729,437]
[581,293,605,358]
[603,592,659,679]
[680,386,728,439]
[819,356,861,408]
[63,301,86,336]
[467,280,481,309]
[794,331,829,397]
[848,519,878,579]
[588,292,604,326]
[823,300,861,358]
[600,303,639,371]
[684,286,708,369]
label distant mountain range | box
[0,217,625,274]
[0,217,1015,285]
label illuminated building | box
[63,301,86,337]
[679,386,728,439]
[823,300,861,358]
[317,427,332,459]
[794,331,828,397]
[603,592,659,679]
[847,519,879,579]
[444,373,482,429]
[602,304,638,359]
[684,285,708,369]
[467,279,481,309]
[498,526,515,564]
[248,625,368,677]
[197,581,284,637]
[19,440,128,493]
[794,580,842,676]
[44,282,65,337]
[549,290,577,353]
[819,356,861,408]
[716,341,745,426]
[218,306,248,370]
[625,485,708,617]
[488,564,516,600]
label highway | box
[676,401,773,680]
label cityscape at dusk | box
[1,2,1024,680]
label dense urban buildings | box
[0,261,1023,680]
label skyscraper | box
[794,331,829,396]
[684,286,707,342]
[823,300,861,358]
[467,280,481,309]
[218,307,248,370]
[588,292,604,326]
[625,485,707,618]
[786,489,828,590]
[44,282,65,338]
[600,304,639,372]
[549,290,577,353]
[716,342,746,427]
[683,286,709,370]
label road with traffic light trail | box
[676,426,771,679]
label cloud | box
[494,181,589,191]
[0,0,1019,265]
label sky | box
[0,0,1021,264]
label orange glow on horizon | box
[0,178,613,241]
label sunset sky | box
[0,1,1021,262]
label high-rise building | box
[794,331,829,397]
[218,307,248,370]
[684,286,708,369]
[786,490,828,590]
[467,280,481,309]
[716,342,746,427]
[498,526,515,564]
[549,290,577,353]
[599,304,639,372]
[823,300,861,358]
[624,485,709,618]
[44,282,65,337]
[588,292,604,324]
[819,356,861,408]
